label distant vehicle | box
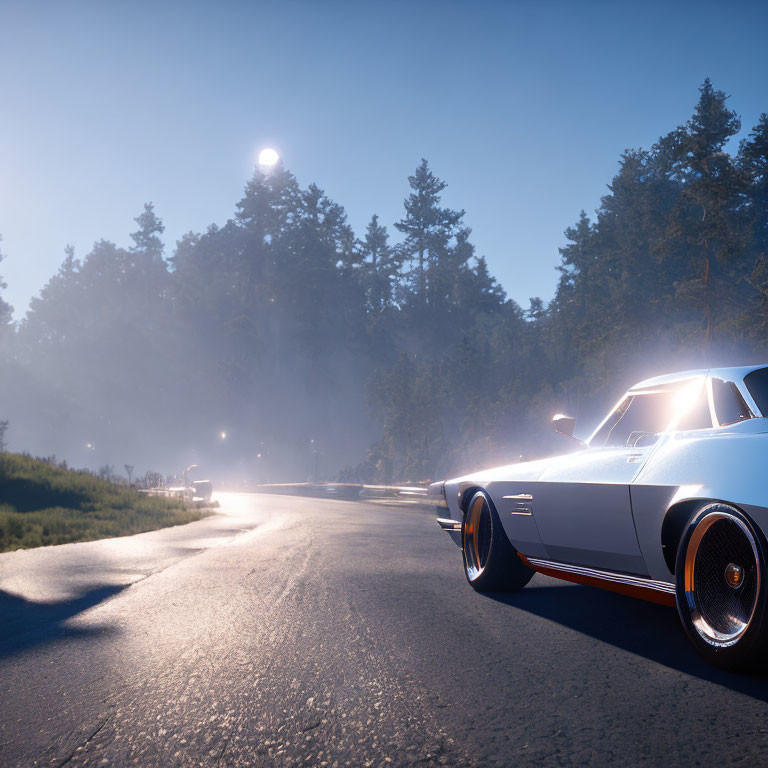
[431,365,768,670]
[192,480,213,501]
[139,480,213,502]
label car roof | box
[630,364,768,391]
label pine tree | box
[461,254,506,314]
[235,164,300,237]
[592,149,675,341]
[663,79,747,346]
[740,114,768,257]
[358,214,400,313]
[23,245,80,346]
[130,202,165,260]
[283,182,365,376]
[395,159,464,307]
[739,114,768,340]
[126,204,171,323]
[552,210,597,352]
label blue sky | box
[1,0,767,318]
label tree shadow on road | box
[484,577,768,701]
[0,586,123,661]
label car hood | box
[447,454,563,486]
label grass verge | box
[0,452,203,552]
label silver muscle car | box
[431,365,768,669]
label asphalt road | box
[2,492,768,767]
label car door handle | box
[626,454,644,463]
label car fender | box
[632,426,768,582]
[441,457,556,557]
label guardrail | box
[246,482,436,506]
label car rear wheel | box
[462,490,534,592]
[675,503,768,670]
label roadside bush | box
[0,453,203,552]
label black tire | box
[462,490,534,593]
[675,502,768,671]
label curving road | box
[2,492,768,767]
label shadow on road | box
[0,586,122,660]
[485,579,768,701]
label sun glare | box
[667,377,706,431]
[258,147,280,167]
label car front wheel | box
[462,490,534,593]
[675,502,768,670]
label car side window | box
[603,393,673,447]
[590,397,630,447]
[744,367,768,416]
[590,392,670,447]
[711,378,751,426]
[591,380,712,447]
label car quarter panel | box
[632,424,768,581]
[628,484,683,582]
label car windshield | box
[590,378,711,447]
[744,367,768,417]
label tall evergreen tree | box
[127,203,171,317]
[22,245,80,347]
[235,163,300,236]
[741,114,768,257]
[395,159,464,307]
[458,253,506,315]
[130,202,165,260]
[358,214,400,313]
[662,79,747,346]
[739,114,768,340]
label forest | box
[1,79,767,484]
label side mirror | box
[552,413,576,437]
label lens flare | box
[667,377,706,431]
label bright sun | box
[258,147,280,167]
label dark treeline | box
[1,80,767,483]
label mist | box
[1,80,768,487]
[0,183,374,485]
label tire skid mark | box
[52,711,114,768]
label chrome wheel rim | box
[464,494,492,580]
[684,509,760,647]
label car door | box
[530,380,710,575]
[530,445,654,574]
